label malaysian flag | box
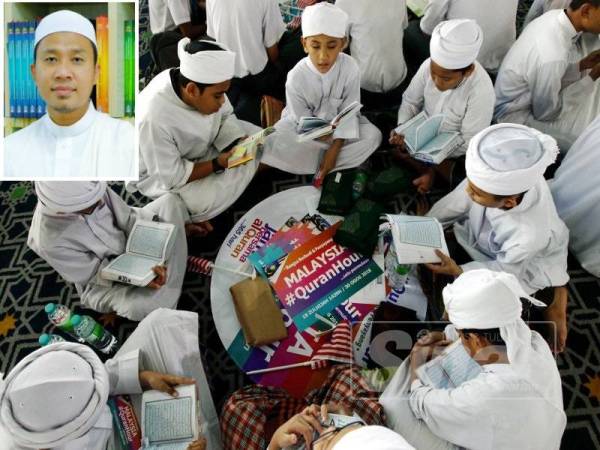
[187,256,213,276]
[310,321,354,369]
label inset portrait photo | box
[2,1,137,180]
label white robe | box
[494,10,600,151]
[397,59,495,158]
[550,116,600,277]
[132,69,261,222]
[336,0,408,93]
[149,0,191,34]
[27,188,189,321]
[523,0,570,28]
[206,0,286,78]
[261,55,382,174]
[427,178,569,294]
[419,0,519,72]
[380,325,566,450]
[3,102,135,179]
[0,309,222,450]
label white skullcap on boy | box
[443,269,562,410]
[302,3,348,38]
[333,425,415,450]
[0,343,110,448]
[466,123,559,196]
[430,19,483,70]
[177,38,236,84]
[35,181,107,214]
[34,10,97,48]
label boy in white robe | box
[261,3,382,180]
[149,0,204,38]
[390,19,495,194]
[335,0,409,109]
[425,124,570,351]
[550,116,600,277]
[494,0,600,151]
[404,0,519,73]
[132,39,262,223]
[27,182,189,321]
[3,10,134,179]
[380,269,566,450]
[0,308,221,450]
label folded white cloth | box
[177,38,236,84]
[35,181,107,213]
[430,19,483,69]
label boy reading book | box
[261,3,382,180]
[389,19,495,194]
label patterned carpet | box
[2,0,600,448]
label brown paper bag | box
[229,277,287,346]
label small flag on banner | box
[310,321,354,369]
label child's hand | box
[148,265,167,289]
[139,371,195,396]
[268,405,323,450]
[319,147,340,180]
[185,221,214,237]
[389,130,405,147]
[217,149,235,170]
[580,49,600,71]
[424,250,463,277]
[187,437,207,450]
[413,168,435,194]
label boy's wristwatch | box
[212,157,225,174]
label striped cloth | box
[187,256,213,276]
[310,321,354,369]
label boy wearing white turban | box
[550,116,600,277]
[3,10,135,179]
[424,123,570,351]
[260,2,382,179]
[380,270,566,450]
[133,39,262,223]
[27,182,190,321]
[494,0,600,151]
[390,19,495,194]
[0,308,221,449]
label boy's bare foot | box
[187,436,207,450]
[185,221,214,237]
[543,286,568,353]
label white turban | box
[302,3,348,38]
[333,425,415,450]
[177,38,236,84]
[466,124,559,196]
[0,343,110,448]
[35,181,106,214]
[430,19,483,69]
[34,10,97,49]
[443,269,564,411]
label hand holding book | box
[424,249,463,277]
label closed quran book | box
[26,21,36,118]
[15,22,24,118]
[96,16,109,113]
[8,22,16,118]
[124,20,135,117]
[107,395,142,450]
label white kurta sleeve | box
[333,62,361,140]
[420,0,450,35]
[167,0,191,27]
[44,246,103,287]
[523,0,546,27]
[427,179,471,227]
[139,119,194,191]
[284,77,316,123]
[105,348,143,395]
[262,0,286,48]
[451,82,495,157]
[212,100,246,150]
[397,62,427,125]
[529,61,570,121]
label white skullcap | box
[466,124,559,196]
[0,343,110,448]
[302,3,348,38]
[177,38,236,84]
[430,19,483,69]
[333,425,415,450]
[35,181,106,214]
[34,10,97,49]
[443,270,563,411]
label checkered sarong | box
[220,365,385,450]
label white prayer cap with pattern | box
[302,3,348,38]
[466,123,559,196]
[35,10,97,49]
[177,38,236,84]
[430,19,483,69]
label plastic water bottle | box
[385,249,411,289]
[352,170,368,200]
[71,314,118,355]
[38,333,66,347]
[45,303,83,342]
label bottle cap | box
[38,334,50,346]
[44,303,56,314]
[71,314,82,326]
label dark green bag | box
[317,169,356,215]
[334,198,385,256]
[366,166,412,201]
